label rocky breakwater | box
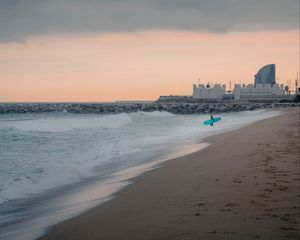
[0,102,298,114]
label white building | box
[193,84,226,100]
[233,83,293,102]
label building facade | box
[193,84,226,100]
[233,83,293,102]
[254,64,275,86]
[188,64,295,102]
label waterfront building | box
[233,83,293,102]
[165,64,296,103]
[193,84,226,100]
[254,64,276,86]
[233,64,295,102]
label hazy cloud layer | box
[0,0,298,42]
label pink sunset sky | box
[0,1,299,102]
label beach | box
[40,108,299,240]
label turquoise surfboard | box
[203,117,222,125]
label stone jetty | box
[0,102,298,114]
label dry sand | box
[40,108,300,240]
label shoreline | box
[40,108,299,239]
[0,110,280,240]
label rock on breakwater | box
[0,102,298,114]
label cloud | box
[0,0,298,42]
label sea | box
[0,110,280,240]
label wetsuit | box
[210,114,214,126]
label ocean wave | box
[0,113,133,132]
[0,111,178,133]
[136,111,174,117]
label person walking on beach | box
[210,114,214,126]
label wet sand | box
[40,108,300,240]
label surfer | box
[202,115,221,126]
[210,114,214,126]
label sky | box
[0,0,299,102]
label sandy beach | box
[40,108,300,240]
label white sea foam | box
[138,111,174,117]
[0,113,133,132]
[0,110,280,205]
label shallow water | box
[0,110,280,239]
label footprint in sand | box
[223,231,236,235]
[276,173,290,177]
[251,234,261,238]
[225,202,238,207]
[276,170,288,173]
[233,179,242,183]
[197,202,206,207]
[281,217,290,222]
[288,220,298,224]
[257,193,271,199]
[280,226,298,231]
[264,188,273,192]
[277,186,289,191]
[264,169,275,174]
[250,200,267,207]
[264,208,273,212]
[276,180,290,183]
[265,199,279,203]
[220,208,231,212]
[285,233,299,239]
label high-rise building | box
[254,64,275,86]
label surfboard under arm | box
[203,117,222,125]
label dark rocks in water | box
[0,102,298,114]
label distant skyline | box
[0,0,299,102]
